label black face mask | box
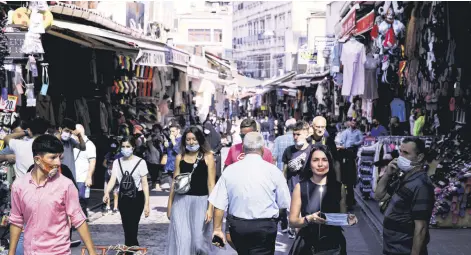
[373,123,379,127]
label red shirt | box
[10,171,86,255]
[224,143,274,166]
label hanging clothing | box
[413,116,425,136]
[341,39,366,96]
[178,71,189,92]
[74,98,91,136]
[364,54,379,100]
[390,98,406,122]
[36,95,56,126]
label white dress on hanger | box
[341,39,366,96]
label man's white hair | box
[243,132,265,154]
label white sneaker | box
[288,229,296,239]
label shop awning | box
[261,71,296,87]
[294,69,330,80]
[232,73,262,88]
[172,65,188,73]
[52,20,168,52]
[205,53,232,70]
[188,63,233,86]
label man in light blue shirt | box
[339,119,364,149]
[272,118,296,170]
[338,119,363,211]
[209,132,290,254]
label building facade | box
[166,1,233,59]
[232,1,327,79]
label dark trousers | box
[343,148,358,209]
[279,209,288,230]
[227,215,278,255]
[118,191,145,247]
[148,163,163,185]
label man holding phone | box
[375,138,434,255]
[161,124,181,191]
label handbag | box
[173,153,203,194]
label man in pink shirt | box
[224,118,274,168]
[9,135,97,255]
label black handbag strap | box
[189,152,204,176]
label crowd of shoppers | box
[3,110,435,255]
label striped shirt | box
[383,170,434,255]
[272,131,294,170]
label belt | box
[227,214,278,222]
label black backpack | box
[118,158,143,199]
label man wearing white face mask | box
[281,120,312,239]
[375,137,434,255]
[59,119,86,181]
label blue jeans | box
[76,182,88,217]
[15,232,24,255]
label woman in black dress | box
[288,145,357,255]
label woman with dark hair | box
[103,136,150,249]
[288,145,357,255]
[166,126,216,255]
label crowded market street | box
[69,145,471,254]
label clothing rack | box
[375,136,435,147]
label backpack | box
[118,158,143,199]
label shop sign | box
[169,49,190,66]
[135,49,167,67]
[0,95,18,112]
[355,11,375,35]
[340,8,356,38]
[5,32,26,59]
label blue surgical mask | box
[324,213,349,226]
[121,147,133,158]
[186,144,200,152]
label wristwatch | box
[23,130,29,137]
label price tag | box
[0,95,18,112]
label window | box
[214,29,223,42]
[188,29,211,42]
